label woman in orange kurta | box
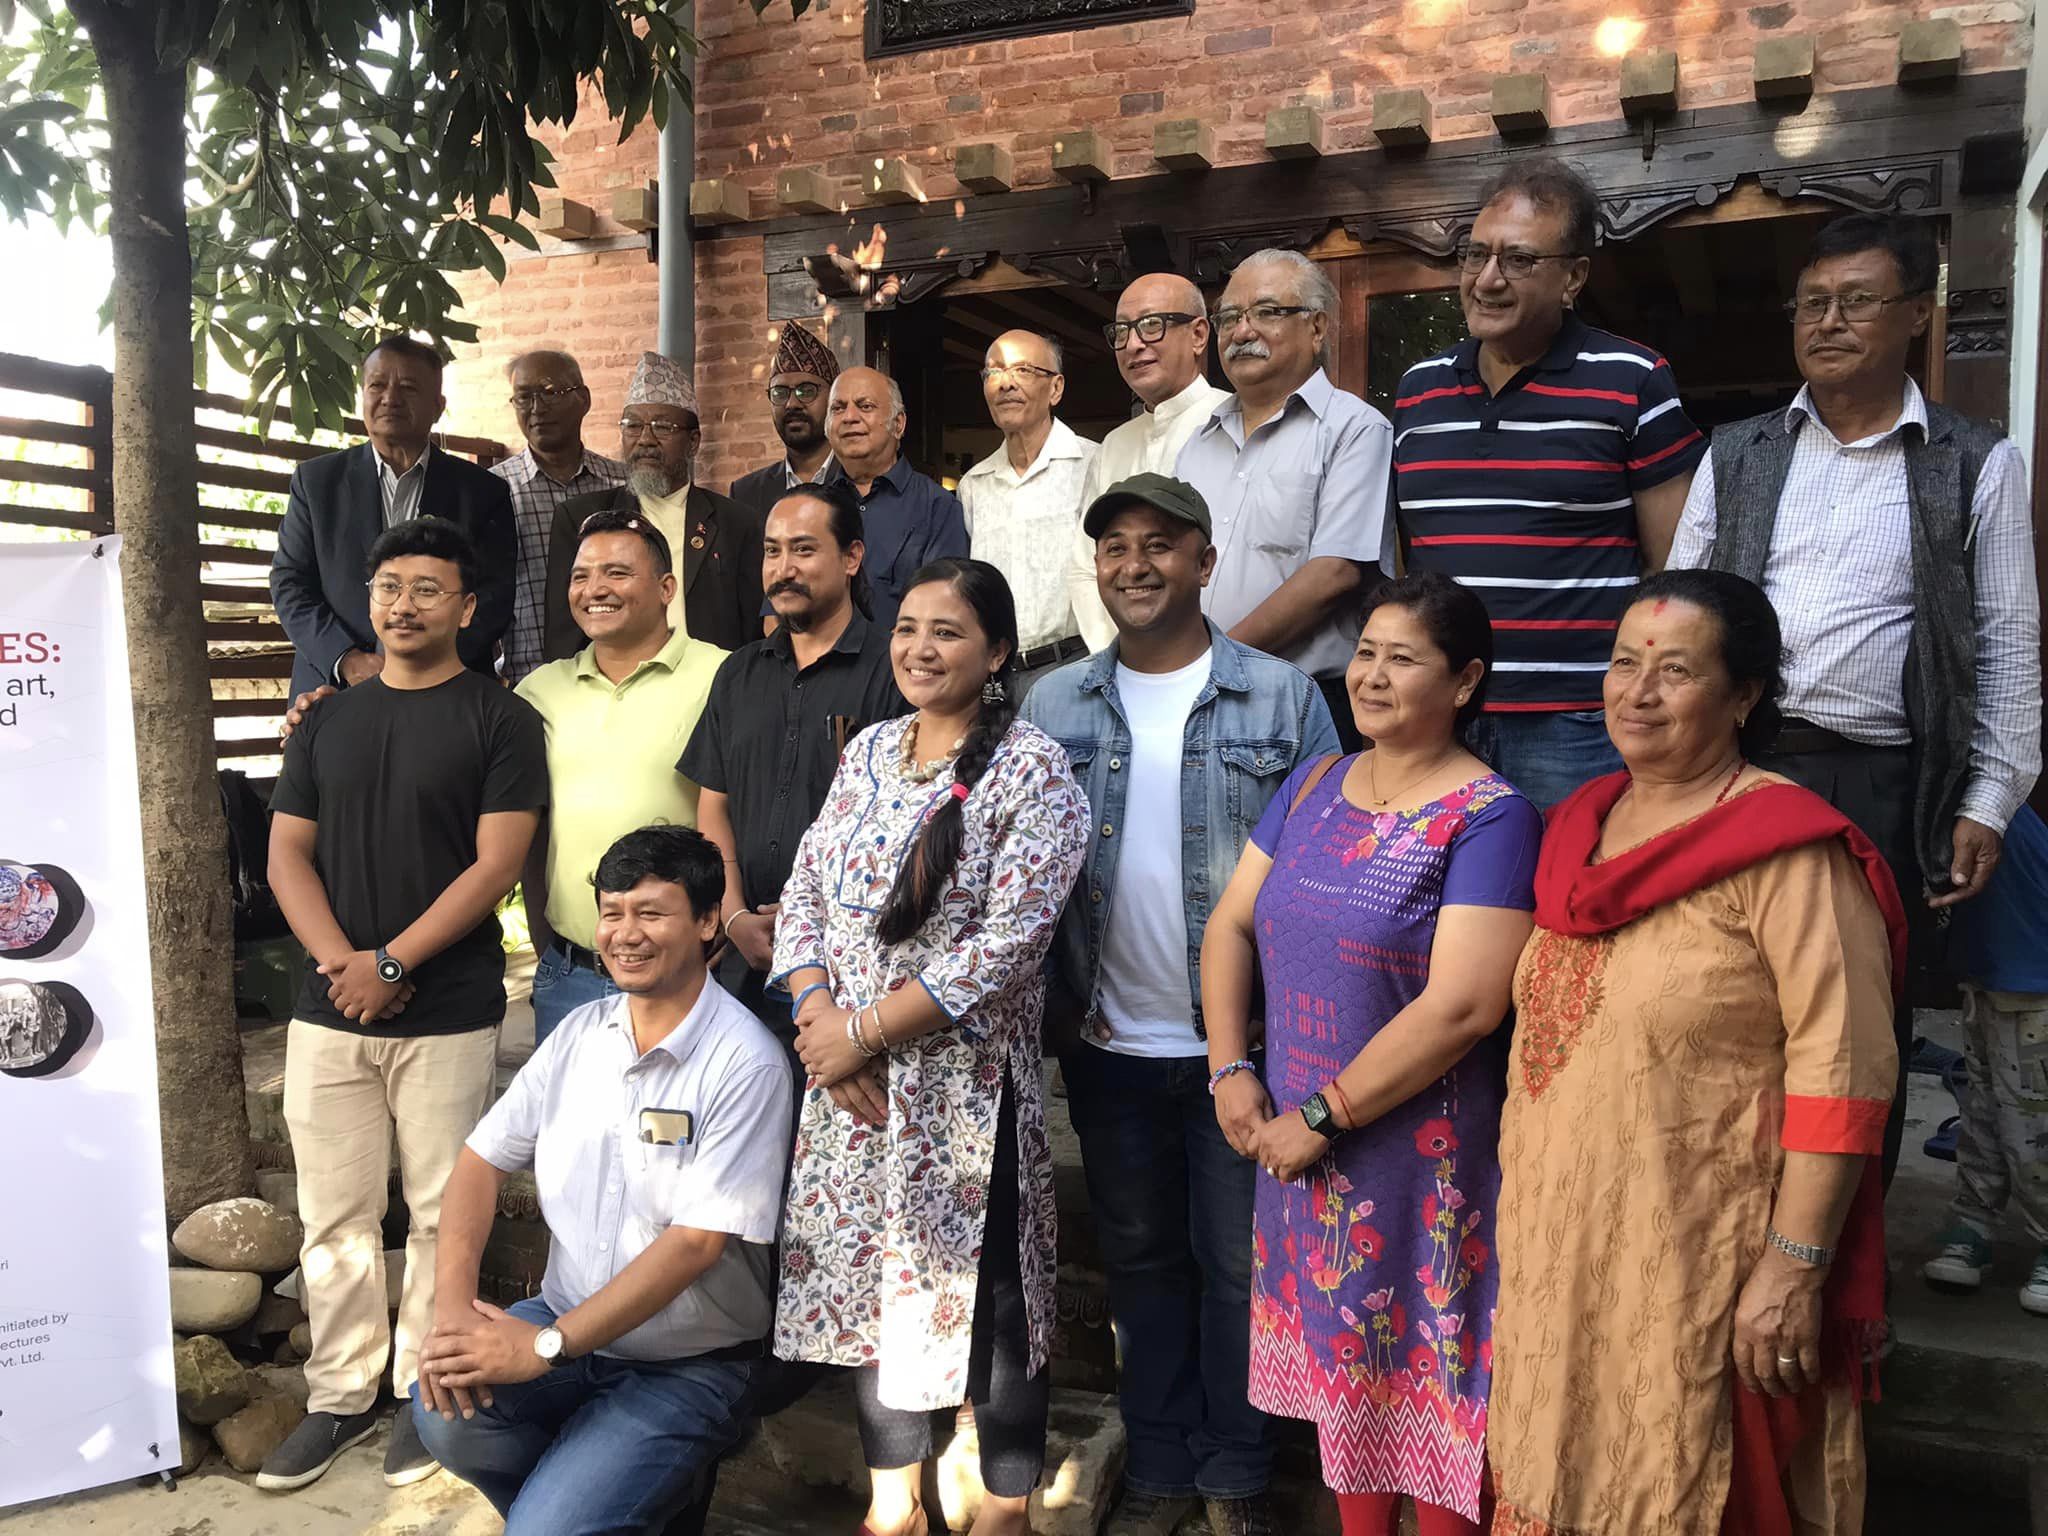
[1488,571,1904,1536]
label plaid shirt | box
[494,445,629,681]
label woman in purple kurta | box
[1200,573,1542,1533]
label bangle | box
[1765,1227,1835,1268]
[792,982,828,1015]
[721,908,744,937]
[1207,1059,1256,1096]
[1324,1077,1357,1130]
[863,1003,887,1054]
[847,1006,879,1059]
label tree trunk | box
[80,7,252,1221]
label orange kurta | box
[1489,806,1898,1536]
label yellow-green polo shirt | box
[513,626,728,949]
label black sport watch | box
[1299,1092,1343,1141]
[374,945,406,985]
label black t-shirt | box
[270,670,549,1035]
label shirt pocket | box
[626,1136,695,1235]
[1218,740,1294,843]
[1248,469,1322,557]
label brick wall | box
[444,0,2028,491]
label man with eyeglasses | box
[957,330,1099,690]
[261,514,547,1495]
[1066,274,1228,653]
[1391,157,1705,809]
[729,322,840,518]
[272,334,518,702]
[1670,211,2041,1190]
[541,351,765,655]
[1177,248,1394,749]
[491,350,628,683]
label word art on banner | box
[0,539,179,1508]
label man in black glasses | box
[1393,156,1706,809]
[729,322,840,518]
[1067,273,1228,652]
[541,351,765,654]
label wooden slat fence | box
[0,350,508,770]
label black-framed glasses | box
[509,384,586,412]
[979,362,1061,384]
[1782,291,1926,324]
[619,416,697,439]
[1102,311,1202,349]
[1453,240,1581,279]
[367,577,463,609]
[1209,302,1312,331]
[767,382,824,404]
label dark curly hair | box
[1630,569,1786,756]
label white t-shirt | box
[1092,649,1213,1058]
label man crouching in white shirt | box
[412,825,793,1535]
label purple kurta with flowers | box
[1244,758,1540,1519]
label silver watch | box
[1765,1227,1834,1267]
[533,1324,566,1364]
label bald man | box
[1068,275,1229,652]
[822,366,967,628]
[957,330,1099,687]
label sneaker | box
[1107,1490,1200,1536]
[1203,1494,1277,1536]
[1922,1224,1996,1291]
[255,1407,379,1491]
[2021,1248,2048,1316]
[383,1404,441,1488]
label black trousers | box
[851,1072,1048,1500]
[1751,735,1917,1186]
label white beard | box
[629,464,681,499]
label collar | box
[961,418,1090,486]
[1081,619,1246,695]
[831,453,911,495]
[769,605,872,663]
[601,980,720,1070]
[1208,367,1336,436]
[636,481,694,517]
[375,440,433,484]
[1453,309,1588,381]
[509,445,618,487]
[573,623,693,683]
[1150,375,1227,423]
[785,454,835,488]
[1783,377,1928,446]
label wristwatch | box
[1299,1092,1343,1141]
[533,1325,566,1365]
[374,945,406,985]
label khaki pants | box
[283,1020,498,1415]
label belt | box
[682,1337,765,1364]
[558,940,604,973]
[1770,719,1905,758]
[1016,636,1087,672]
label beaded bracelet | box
[792,982,828,1015]
[1207,1058,1257,1096]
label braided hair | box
[876,558,1021,946]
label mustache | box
[768,580,811,601]
[1224,339,1271,362]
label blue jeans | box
[531,942,617,1046]
[410,1297,754,1536]
[1061,1044,1270,1499]
[1467,709,1621,812]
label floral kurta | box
[770,716,1089,1411]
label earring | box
[982,675,1007,705]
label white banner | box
[0,538,179,1507]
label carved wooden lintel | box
[1760,160,1943,215]
[1946,287,2010,356]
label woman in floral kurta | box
[770,558,1088,1536]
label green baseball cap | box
[1081,472,1212,541]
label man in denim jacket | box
[1021,473,1337,1536]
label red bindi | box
[1645,636,1656,647]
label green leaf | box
[476,211,538,250]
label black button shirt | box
[678,609,906,917]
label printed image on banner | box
[0,539,180,1507]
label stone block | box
[287,1321,313,1359]
[690,178,752,226]
[1052,130,1112,184]
[611,181,659,231]
[1754,35,1815,100]
[865,157,926,205]
[776,167,841,215]
[1899,18,1963,81]
[177,1416,212,1475]
[955,143,1015,195]
[169,1268,263,1334]
[174,1334,256,1426]
[253,1363,312,1413]
[1620,49,1679,115]
[213,1389,306,1473]
[1492,72,1552,134]
[173,1197,303,1274]
[535,195,594,240]
[1372,88,1434,147]
[252,1288,305,1338]
[1265,105,1326,159]
[253,1167,298,1215]
[1152,119,1216,171]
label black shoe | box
[255,1407,379,1492]
[1107,1490,1200,1536]
[1203,1495,1277,1536]
[383,1404,441,1488]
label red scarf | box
[1536,772,1906,1536]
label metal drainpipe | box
[656,67,695,366]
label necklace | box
[898,717,965,783]
[1363,746,1459,809]
[1712,758,1748,805]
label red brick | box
[1206,27,1272,55]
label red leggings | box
[1335,1489,1485,1536]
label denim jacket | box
[1019,621,1339,1038]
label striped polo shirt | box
[1392,313,1705,710]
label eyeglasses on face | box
[767,382,824,404]
[979,362,1061,384]
[1453,241,1580,280]
[1209,302,1313,332]
[509,384,586,412]
[367,578,463,609]
[1782,291,1922,324]
[619,416,696,440]
[1102,311,1201,349]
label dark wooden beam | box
[960,288,1106,357]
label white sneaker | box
[2020,1247,2048,1316]
[1922,1225,1995,1290]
